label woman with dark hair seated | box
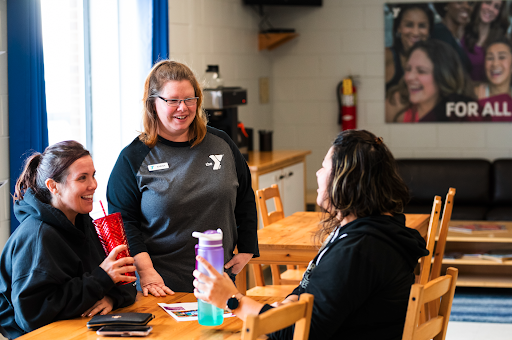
[193,130,428,340]
[0,141,137,339]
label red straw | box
[100,200,107,217]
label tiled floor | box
[446,321,512,340]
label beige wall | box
[0,0,9,250]
[169,0,512,192]
[168,0,274,143]
[268,0,512,191]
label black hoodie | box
[264,214,428,340]
[0,190,136,339]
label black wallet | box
[87,313,154,330]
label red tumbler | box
[92,212,136,285]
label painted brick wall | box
[268,0,512,191]
[168,0,273,141]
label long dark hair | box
[320,130,410,239]
[464,1,509,52]
[14,141,91,204]
[392,4,434,55]
[140,60,207,148]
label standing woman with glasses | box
[107,60,258,296]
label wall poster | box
[385,1,512,123]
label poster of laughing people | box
[385,1,512,123]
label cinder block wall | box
[268,0,512,191]
[168,0,274,145]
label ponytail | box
[13,153,46,203]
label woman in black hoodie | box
[193,129,429,340]
[0,141,137,339]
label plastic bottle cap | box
[192,229,223,247]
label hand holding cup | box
[100,244,137,284]
[93,211,137,285]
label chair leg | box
[252,264,265,287]
[270,264,282,285]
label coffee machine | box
[203,87,249,159]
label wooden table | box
[237,212,430,294]
[18,293,281,340]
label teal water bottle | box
[192,229,224,326]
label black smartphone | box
[96,325,153,337]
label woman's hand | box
[271,294,299,308]
[81,296,114,317]
[193,256,239,310]
[224,253,253,274]
[99,245,137,284]
[138,267,175,297]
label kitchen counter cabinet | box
[247,150,311,229]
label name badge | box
[148,162,169,171]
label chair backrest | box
[256,184,285,227]
[418,196,442,286]
[254,184,285,286]
[427,188,456,320]
[431,188,456,282]
[241,293,314,340]
[402,267,459,340]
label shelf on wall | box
[258,32,299,51]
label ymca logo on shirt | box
[206,155,223,170]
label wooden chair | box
[416,195,442,324]
[418,196,443,286]
[252,184,304,287]
[431,188,456,282]
[428,188,456,320]
[242,293,314,340]
[402,267,459,340]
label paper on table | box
[158,302,234,322]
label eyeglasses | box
[153,95,199,107]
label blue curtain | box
[7,0,49,233]
[152,0,169,64]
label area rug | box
[450,287,512,323]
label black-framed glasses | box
[152,95,199,107]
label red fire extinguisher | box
[337,77,357,131]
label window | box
[41,0,87,147]
[41,0,152,216]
